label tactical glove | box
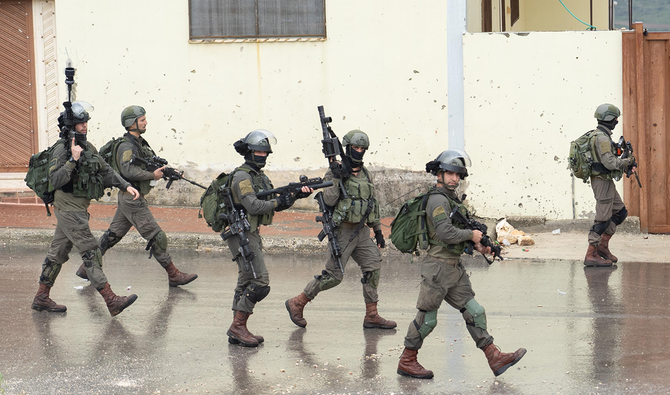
[275,192,296,212]
[374,229,385,248]
[330,161,350,180]
[296,190,312,199]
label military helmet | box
[594,103,620,122]
[243,129,276,153]
[427,149,472,176]
[121,105,146,128]
[59,101,93,126]
[342,130,370,149]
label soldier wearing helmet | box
[75,105,198,289]
[583,103,636,267]
[33,101,141,317]
[226,130,313,347]
[286,129,397,332]
[397,149,526,379]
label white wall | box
[463,31,623,220]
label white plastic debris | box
[126,286,131,291]
[74,286,84,290]
[552,229,561,235]
[557,289,566,295]
[502,239,511,246]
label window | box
[510,0,519,26]
[189,0,326,42]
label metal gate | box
[622,23,670,234]
[0,0,38,172]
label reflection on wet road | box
[2,246,670,394]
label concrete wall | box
[37,2,623,220]
[463,30,623,220]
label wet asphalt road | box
[1,246,670,395]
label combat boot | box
[98,283,138,317]
[228,310,264,345]
[397,348,434,379]
[31,284,67,313]
[482,343,526,377]
[164,262,198,287]
[597,233,618,263]
[75,263,88,280]
[584,244,613,267]
[227,311,259,347]
[285,292,310,328]
[364,302,397,329]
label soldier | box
[32,102,141,316]
[226,130,312,347]
[285,130,396,331]
[75,106,197,287]
[396,149,526,379]
[583,104,636,267]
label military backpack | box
[98,136,126,173]
[568,130,601,182]
[24,139,65,216]
[199,171,233,232]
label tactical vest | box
[426,189,469,256]
[125,135,157,196]
[62,145,106,200]
[232,166,275,232]
[590,130,623,181]
[332,168,380,226]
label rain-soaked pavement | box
[1,246,670,395]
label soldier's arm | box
[427,196,473,244]
[595,134,629,171]
[118,142,154,182]
[233,172,276,215]
[48,142,77,190]
[322,168,341,207]
[92,145,131,190]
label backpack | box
[199,171,233,232]
[390,192,433,254]
[99,136,126,173]
[568,130,599,182]
[24,139,65,216]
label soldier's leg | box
[586,179,615,267]
[33,217,72,312]
[599,187,626,263]
[303,226,355,300]
[100,197,134,255]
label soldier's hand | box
[275,192,296,211]
[374,229,385,249]
[126,186,140,200]
[296,186,313,199]
[471,230,483,244]
[154,166,165,180]
[70,138,83,161]
[330,161,349,179]
[474,242,491,256]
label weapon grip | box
[165,178,175,189]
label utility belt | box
[338,221,360,229]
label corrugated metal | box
[0,0,38,171]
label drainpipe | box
[447,0,466,150]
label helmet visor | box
[72,101,94,122]
[246,129,277,152]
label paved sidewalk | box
[1,202,667,263]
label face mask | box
[253,154,267,168]
[610,119,618,130]
[347,145,365,164]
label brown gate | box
[0,0,38,172]
[622,23,670,234]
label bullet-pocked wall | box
[463,31,624,220]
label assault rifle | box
[314,191,344,275]
[256,176,333,199]
[219,187,257,278]
[318,105,348,199]
[448,206,503,265]
[615,136,642,188]
[130,155,207,190]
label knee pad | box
[316,270,342,291]
[413,310,438,339]
[39,258,60,284]
[82,248,102,268]
[590,219,612,236]
[461,299,487,330]
[244,284,270,304]
[146,231,168,258]
[611,206,628,225]
[360,269,380,289]
[99,230,121,254]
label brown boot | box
[363,302,397,329]
[482,343,526,376]
[75,263,88,280]
[227,311,259,347]
[285,292,310,328]
[228,310,264,344]
[597,233,618,263]
[31,284,67,313]
[165,262,198,287]
[98,283,138,317]
[397,348,433,379]
[584,244,613,267]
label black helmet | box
[426,149,472,177]
[234,129,276,155]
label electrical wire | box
[559,0,597,30]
